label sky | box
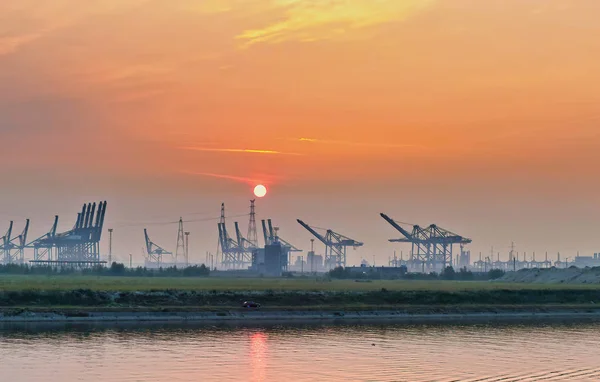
[1,0,599,266]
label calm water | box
[2,321,600,381]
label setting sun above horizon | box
[254,185,267,198]
[0,0,599,262]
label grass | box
[2,274,600,292]
[4,275,600,310]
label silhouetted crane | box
[380,213,471,271]
[262,219,301,252]
[144,228,172,266]
[296,219,362,269]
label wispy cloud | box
[295,137,427,149]
[237,0,436,46]
[0,34,44,56]
[180,146,302,155]
[181,171,261,184]
[0,1,147,57]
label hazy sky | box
[1,0,599,265]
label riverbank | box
[4,287,600,307]
[3,306,600,324]
[4,276,600,325]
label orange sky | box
[1,0,599,264]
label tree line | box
[0,263,210,277]
[328,266,505,281]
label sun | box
[253,184,267,198]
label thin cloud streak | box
[0,34,44,56]
[236,0,436,46]
[180,146,303,155]
[181,171,260,184]
[296,137,427,149]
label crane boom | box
[267,219,275,240]
[261,220,269,246]
[235,222,243,247]
[297,219,328,246]
[144,229,152,255]
[380,213,414,240]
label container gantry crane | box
[296,219,363,269]
[380,213,472,272]
[27,216,58,261]
[1,221,14,264]
[9,220,29,264]
[144,228,172,266]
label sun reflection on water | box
[249,332,268,382]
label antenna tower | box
[247,199,258,246]
[176,217,185,266]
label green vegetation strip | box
[3,275,600,292]
[2,276,600,310]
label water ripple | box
[2,322,600,381]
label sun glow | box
[254,184,267,198]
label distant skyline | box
[1,0,599,265]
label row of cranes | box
[142,200,304,269]
[141,205,471,271]
[218,201,301,269]
[136,204,473,272]
[295,214,470,271]
[1,199,470,272]
[0,202,107,266]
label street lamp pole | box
[108,228,113,265]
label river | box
[1,321,600,381]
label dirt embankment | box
[499,267,600,284]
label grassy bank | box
[2,278,600,310]
[2,275,600,312]
[3,288,600,306]
[4,275,600,292]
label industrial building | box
[569,253,600,268]
[250,242,288,276]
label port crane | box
[215,202,252,269]
[144,228,172,266]
[1,220,31,264]
[27,216,58,261]
[380,213,471,271]
[262,219,301,253]
[296,219,363,269]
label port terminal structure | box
[380,213,472,273]
[217,201,301,270]
[296,220,363,269]
[143,228,175,268]
[24,201,108,268]
[1,219,30,265]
